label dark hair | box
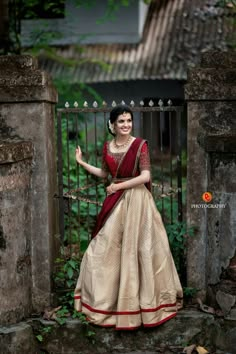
[107,104,134,136]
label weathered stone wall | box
[0,141,33,325]
[185,51,236,311]
[0,55,59,323]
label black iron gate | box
[56,100,185,254]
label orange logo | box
[202,192,212,203]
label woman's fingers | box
[106,184,115,195]
[75,146,83,162]
[76,146,81,154]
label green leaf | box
[42,326,52,334]
[86,330,96,337]
[56,271,65,279]
[56,317,67,326]
[67,267,74,279]
[68,259,77,269]
[36,334,43,342]
[66,279,75,288]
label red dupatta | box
[91,137,150,239]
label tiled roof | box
[38,0,235,83]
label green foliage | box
[73,0,152,24]
[165,222,195,274]
[35,325,53,342]
[155,192,178,223]
[36,334,43,342]
[96,0,135,23]
[73,312,96,341]
[28,29,63,48]
[21,0,65,19]
[4,0,151,55]
[152,149,187,223]
[183,287,198,299]
[53,254,81,319]
[53,255,81,321]
[55,79,103,109]
[54,306,70,325]
[53,254,96,338]
[54,255,80,292]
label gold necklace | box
[113,135,132,150]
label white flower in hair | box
[108,120,115,134]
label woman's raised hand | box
[75,146,106,178]
[75,146,83,164]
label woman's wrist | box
[115,183,122,192]
[77,159,84,166]
[110,183,115,193]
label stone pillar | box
[185,51,236,301]
[0,141,33,325]
[0,55,58,314]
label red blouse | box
[102,140,150,178]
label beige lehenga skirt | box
[74,185,183,330]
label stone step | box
[1,310,236,354]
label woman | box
[74,104,183,330]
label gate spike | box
[83,101,88,107]
[93,101,98,108]
[167,99,173,106]
[74,101,78,108]
[140,100,144,106]
[65,102,70,108]
[149,100,154,107]
[102,101,107,106]
[112,101,117,107]
[121,100,126,105]
[158,99,164,107]
[130,100,135,107]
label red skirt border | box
[74,296,177,316]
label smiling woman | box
[108,111,134,152]
[74,104,183,330]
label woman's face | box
[114,112,133,137]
